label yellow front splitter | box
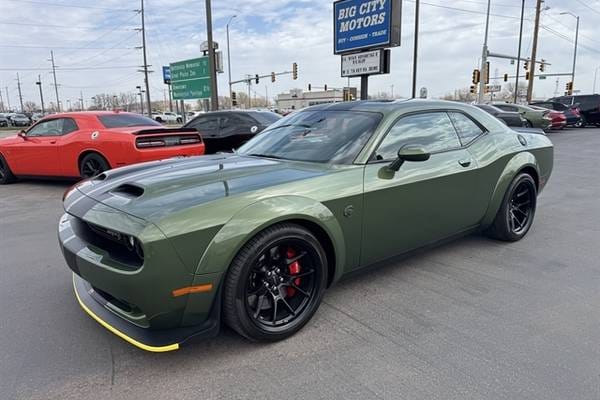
[72,274,179,353]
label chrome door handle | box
[458,159,471,167]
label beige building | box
[275,88,348,111]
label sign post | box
[162,66,173,112]
[334,0,401,100]
[169,57,212,101]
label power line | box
[0,44,133,49]
[0,66,142,71]
[574,0,600,15]
[4,0,131,11]
[0,21,132,30]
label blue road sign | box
[333,0,401,55]
[162,66,171,84]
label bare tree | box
[23,101,38,112]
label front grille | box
[70,217,144,268]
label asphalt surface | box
[1,128,600,400]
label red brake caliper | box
[286,247,301,297]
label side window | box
[374,112,461,160]
[496,104,517,112]
[448,112,485,145]
[62,118,78,134]
[27,119,63,137]
[191,117,218,131]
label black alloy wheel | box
[224,223,327,341]
[508,181,535,235]
[487,173,537,242]
[0,155,16,184]
[79,153,109,179]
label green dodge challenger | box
[58,100,553,352]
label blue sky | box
[1,0,599,110]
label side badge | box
[517,134,527,146]
[91,131,100,140]
[343,205,354,218]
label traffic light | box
[469,85,477,94]
[524,61,529,71]
[292,62,298,80]
[566,81,573,94]
[231,91,237,106]
[525,71,530,81]
[472,69,480,84]
[485,61,490,84]
[539,59,545,72]
[503,73,508,82]
[255,74,259,84]
[324,84,328,91]
[308,83,311,91]
[271,72,276,83]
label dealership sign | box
[334,0,401,54]
[341,49,388,77]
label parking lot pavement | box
[1,128,599,400]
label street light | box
[226,14,237,109]
[136,85,144,114]
[560,11,579,90]
[594,66,600,94]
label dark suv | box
[548,94,600,128]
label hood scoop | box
[110,184,145,198]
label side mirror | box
[388,146,430,171]
[18,130,27,139]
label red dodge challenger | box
[0,111,205,184]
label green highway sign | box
[170,57,212,100]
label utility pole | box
[16,73,24,112]
[36,75,45,113]
[560,12,579,90]
[477,0,491,103]
[265,85,269,107]
[514,0,525,104]
[168,83,173,112]
[226,15,236,109]
[205,0,218,110]
[411,0,420,98]
[527,0,543,103]
[0,88,4,112]
[594,66,600,94]
[49,50,60,112]
[79,90,84,111]
[5,87,11,111]
[139,0,152,117]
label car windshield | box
[15,114,27,118]
[237,110,382,164]
[98,114,161,128]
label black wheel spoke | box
[271,296,278,323]
[280,297,296,316]
[283,269,314,279]
[289,283,310,297]
[285,251,306,265]
[253,295,266,319]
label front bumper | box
[59,190,223,351]
[72,273,220,352]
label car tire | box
[176,117,182,123]
[223,223,328,342]
[524,120,533,128]
[575,115,587,128]
[79,153,110,179]
[0,154,16,184]
[155,117,163,123]
[487,173,537,242]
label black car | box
[530,101,581,127]
[474,104,525,127]
[184,110,281,154]
[548,94,600,128]
[0,114,9,127]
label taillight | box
[136,138,166,148]
[179,136,201,145]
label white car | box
[153,111,182,124]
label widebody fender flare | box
[194,195,346,284]
[481,151,540,227]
